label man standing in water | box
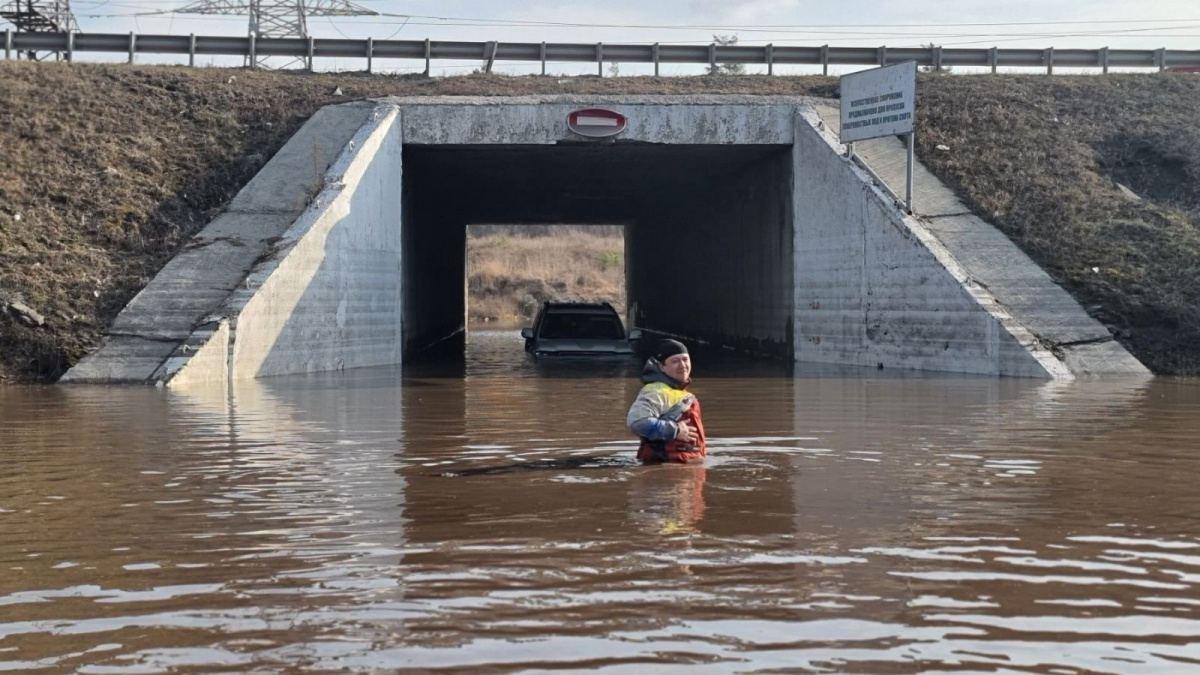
[626,339,707,464]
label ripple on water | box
[1,339,1199,671]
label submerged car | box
[521,302,642,357]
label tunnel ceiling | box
[403,144,791,223]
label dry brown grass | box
[466,230,625,325]
[0,61,1197,380]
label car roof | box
[542,302,618,315]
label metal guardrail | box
[3,30,1199,74]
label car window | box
[538,313,625,340]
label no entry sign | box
[567,108,627,138]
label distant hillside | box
[0,61,1196,381]
[468,224,624,239]
[467,229,625,326]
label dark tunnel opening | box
[401,143,795,361]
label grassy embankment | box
[0,61,1197,381]
[467,226,625,326]
[915,75,1200,375]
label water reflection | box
[1,330,1198,671]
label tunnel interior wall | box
[628,149,794,357]
[403,143,795,361]
[401,155,467,357]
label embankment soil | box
[1,62,1197,381]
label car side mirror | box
[628,329,643,341]
[520,327,534,339]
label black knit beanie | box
[654,339,688,363]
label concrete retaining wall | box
[160,103,403,385]
[791,107,1143,377]
[62,102,381,384]
[62,95,1147,386]
[62,100,403,386]
[809,101,1148,377]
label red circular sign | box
[567,108,627,138]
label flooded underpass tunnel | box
[18,98,1195,671]
[402,143,795,359]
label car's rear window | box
[539,313,625,340]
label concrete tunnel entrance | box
[62,96,1151,385]
[402,144,796,359]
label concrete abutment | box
[60,95,1147,386]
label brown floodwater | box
[2,330,1199,672]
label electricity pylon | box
[172,0,377,69]
[0,0,79,60]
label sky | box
[10,0,1199,74]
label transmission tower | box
[173,0,377,69]
[0,0,79,60]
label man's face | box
[663,353,692,383]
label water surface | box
[2,330,1199,672]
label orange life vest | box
[637,397,706,464]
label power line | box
[73,13,1200,43]
[75,11,1200,37]
[69,3,1200,30]
[340,12,1200,34]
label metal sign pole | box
[840,61,917,215]
[905,132,914,214]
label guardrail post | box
[708,42,716,73]
[878,45,887,66]
[539,41,546,76]
[66,31,74,63]
[248,32,257,69]
[188,33,196,66]
[652,43,659,76]
[306,36,314,71]
[1156,47,1166,72]
[1100,46,1109,74]
[1045,46,1053,75]
[128,32,136,64]
[821,44,828,76]
[989,46,997,74]
[597,42,603,76]
[4,30,10,60]
[366,36,373,74]
[424,38,431,76]
[766,43,773,76]
[484,40,497,73]
[933,45,942,72]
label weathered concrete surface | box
[63,95,1146,385]
[164,320,229,388]
[395,95,800,145]
[157,103,403,385]
[61,101,385,384]
[809,101,1148,376]
[794,108,1065,377]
